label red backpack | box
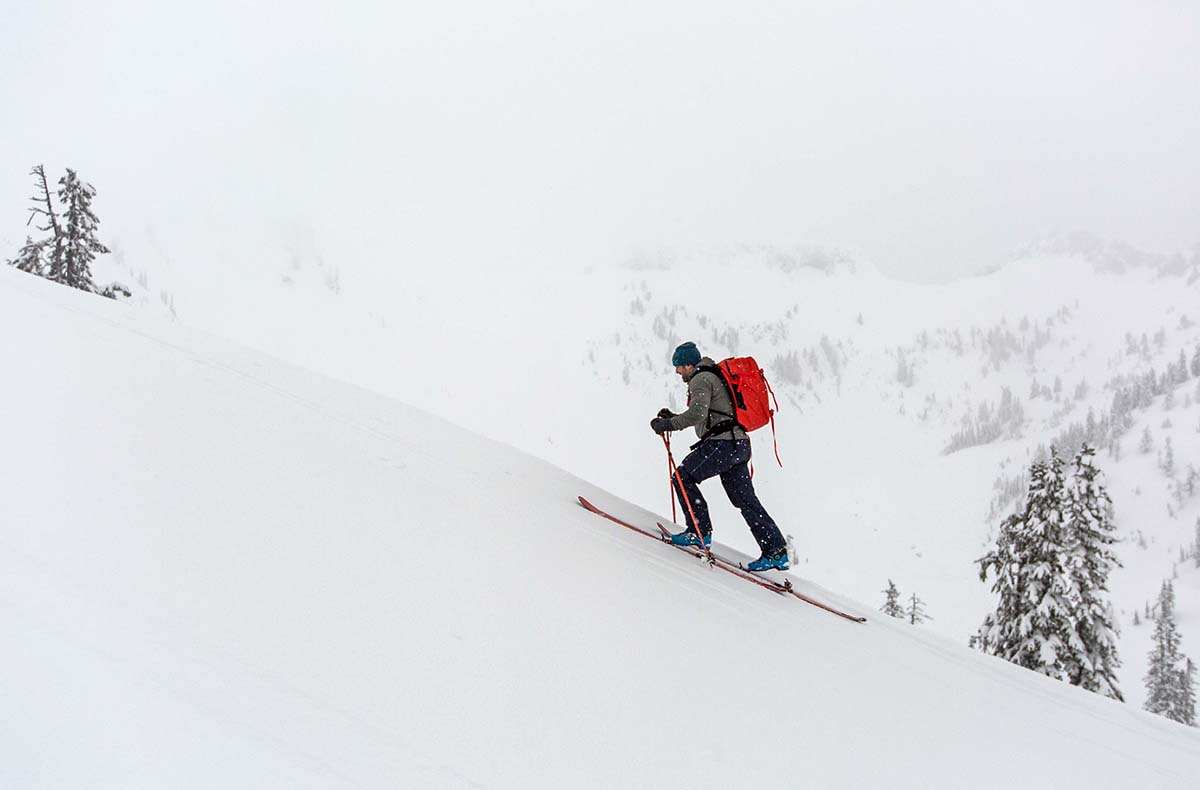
[696,356,783,466]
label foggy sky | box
[2,0,1198,281]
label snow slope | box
[93,240,1200,712]
[4,267,1200,788]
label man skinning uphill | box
[649,341,791,572]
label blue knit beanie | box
[672,341,702,367]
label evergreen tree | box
[7,235,48,274]
[1183,659,1197,727]
[975,446,1124,700]
[1163,437,1176,478]
[25,164,64,275]
[907,592,931,625]
[1144,581,1196,726]
[895,352,913,387]
[47,169,109,291]
[1061,445,1124,699]
[1140,427,1153,454]
[9,165,62,276]
[881,579,904,618]
[975,450,1074,676]
[1133,610,1141,626]
[1194,518,1200,569]
[1144,581,1178,717]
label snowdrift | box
[2,267,1199,789]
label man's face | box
[675,364,696,383]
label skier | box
[649,341,791,571]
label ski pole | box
[661,433,713,563]
[666,433,677,523]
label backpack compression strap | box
[765,375,782,467]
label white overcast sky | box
[2,0,1198,280]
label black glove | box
[657,408,676,419]
[650,417,674,434]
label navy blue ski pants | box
[672,438,786,554]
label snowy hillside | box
[4,264,1200,788]
[91,236,1200,710]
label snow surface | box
[89,241,1200,713]
[4,265,1200,788]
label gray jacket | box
[668,357,747,442]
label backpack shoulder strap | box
[692,362,742,443]
[694,363,734,417]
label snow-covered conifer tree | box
[1194,518,1200,569]
[13,165,65,278]
[1144,581,1196,726]
[975,446,1123,699]
[1183,659,1197,727]
[7,236,48,274]
[47,169,109,291]
[881,580,903,618]
[1061,445,1124,699]
[30,165,63,258]
[975,450,1073,675]
[895,351,913,387]
[1163,437,1176,477]
[1192,345,1200,378]
[907,592,930,625]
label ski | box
[655,522,867,623]
[577,496,865,623]
[578,496,787,596]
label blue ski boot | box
[747,548,789,572]
[669,530,711,548]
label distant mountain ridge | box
[1013,231,1200,278]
